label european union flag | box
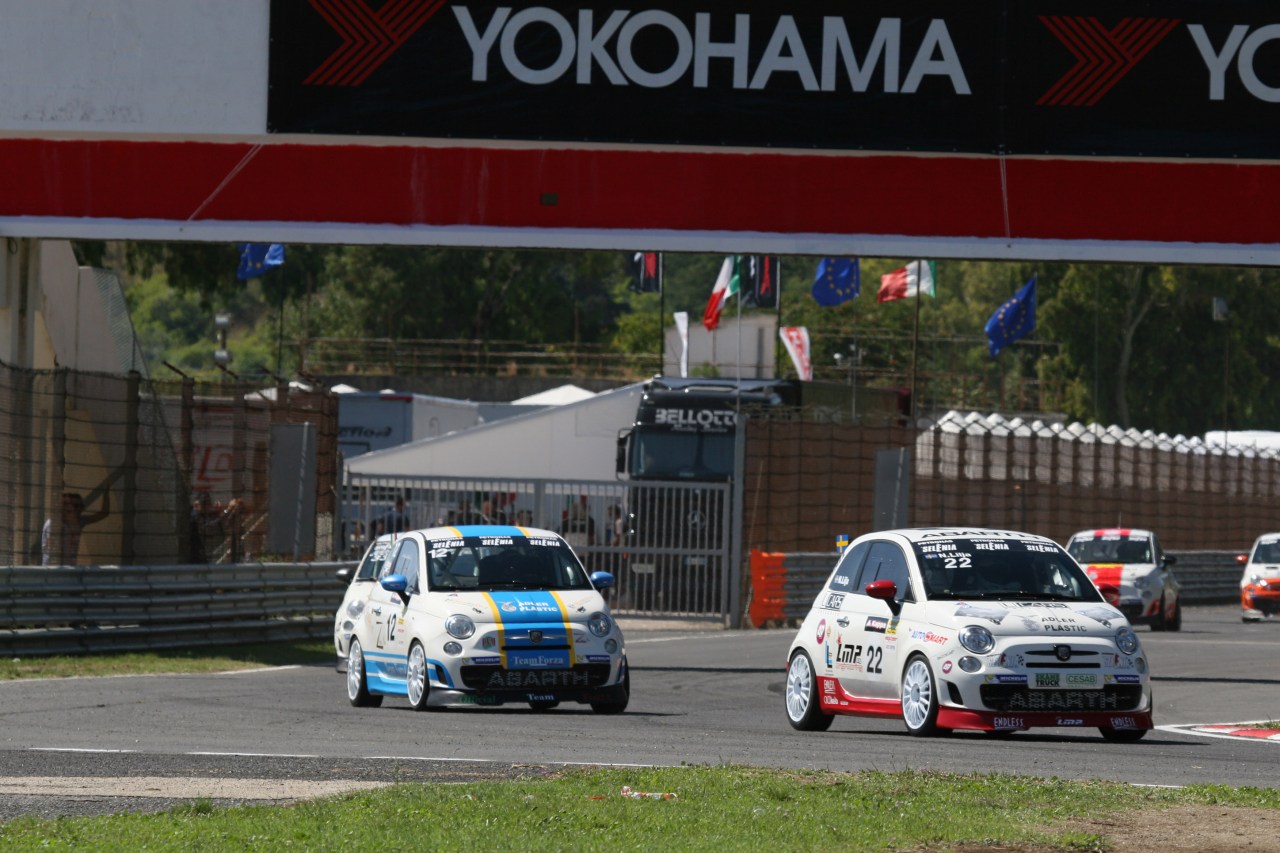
[236,243,286,280]
[985,275,1037,357]
[811,257,859,306]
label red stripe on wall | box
[2,139,1279,246]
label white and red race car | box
[784,527,1153,741]
[1065,528,1182,631]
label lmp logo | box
[305,0,446,86]
[1037,16,1180,107]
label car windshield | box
[1252,539,1280,564]
[1067,535,1152,564]
[355,538,393,581]
[422,534,594,591]
[912,537,1103,602]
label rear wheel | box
[901,656,944,737]
[346,638,383,708]
[785,651,834,732]
[1099,727,1148,742]
[406,642,430,711]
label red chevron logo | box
[305,0,446,87]
[1037,16,1180,107]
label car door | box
[369,538,419,664]
[836,539,914,700]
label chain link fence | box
[0,360,338,567]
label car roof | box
[870,527,1059,545]
[1068,528,1156,539]
[399,524,562,540]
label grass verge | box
[0,640,334,680]
[2,767,1279,851]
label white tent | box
[511,384,596,405]
[346,382,644,480]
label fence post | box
[123,370,140,564]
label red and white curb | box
[1159,722,1280,742]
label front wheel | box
[1099,727,1148,742]
[1166,596,1182,631]
[1150,595,1168,631]
[901,656,944,736]
[346,638,383,708]
[590,670,630,715]
[407,642,431,712]
[785,651,834,732]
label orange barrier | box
[748,550,787,626]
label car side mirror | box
[1162,554,1177,567]
[380,573,411,604]
[1236,553,1249,565]
[865,579,901,614]
[590,570,616,590]
[336,566,352,586]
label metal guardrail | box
[0,562,354,656]
[770,550,1243,623]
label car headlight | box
[1249,574,1266,586]
[1133,574,1153,591]
[445,614,475,639]
[1115,626,1140,655]
[587,612,612,637]
[958,625,994,654]
[345,600,365,619]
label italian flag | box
[877,260,936,303]
[702,256,740,331]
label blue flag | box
[985,275,1037,357]
[236,243,286,280]
[812,257,860,306]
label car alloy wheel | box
[347,638,382,708]
[785,651,834,732]
[901,656,942,736]
[407,642,430,712]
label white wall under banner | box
[0,0,268,137]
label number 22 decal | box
[943,555,972,569]
[867,645,883,674]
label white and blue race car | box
[337,525,628,713]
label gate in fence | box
[341,472,736,621]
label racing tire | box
[785,651,834,732]
[406,642,431,712]
[901,655,945,737]
[1243,615,1261,624]
[1166,597,1182,632]
[590,671,630,715]
[528,700,560,711]
[1099,727,1148,743]
[1150,595,1168,631]
[346,638,383,708]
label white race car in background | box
[334,533,395,669]
[785,527,1153,741]
[1065,528,1181,631]
[339,524,628,714]
[1237,532,1280,623]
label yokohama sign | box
[269,0,1280,159]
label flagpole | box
[658,253,665,375]
[910,261,921,424]
[774,257,783,379]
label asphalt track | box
[1,604,1276,820]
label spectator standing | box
[43,489,111,566]
[383,496,411,534]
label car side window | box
[860,541,914,602]
[390,540,421,594]
[828,541,871,592]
